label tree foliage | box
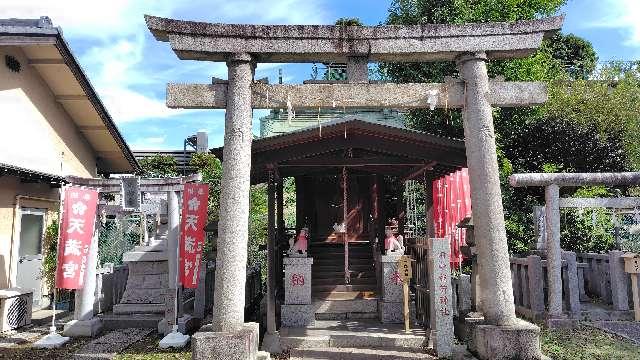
[138,154,179,178]
[383,0,640,253]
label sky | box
[1,0,639,151]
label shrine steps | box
[313,297,378,320]
[280,319,429,352]
[310,242,377,295]
[99,312,163,330]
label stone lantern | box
[457,216,480,312]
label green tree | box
[190,152,223,219]
[383,0,638,252]
[545,33,598,80]
[138,154,179,178]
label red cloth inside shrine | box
[432,168,471,266]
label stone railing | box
[406,237,431,327]
[194,261,216,319]
[576,251,630,311]
[509,255,546,320]
[94,263,129,314]
[509,250,632,320]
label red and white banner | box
[56,186,99,289]
[432,168,472,265]
[179,183,209,288]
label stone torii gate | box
[510,172,640,321]
[146,15,563,360]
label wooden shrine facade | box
[212,117,466,294]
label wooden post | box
[403,281,410,332]
[342,166,350,284]
[276,177,284,233]
[622,254,640,321]
[424,174,434,238]
[295,176,305,230]
[399,255,412,332]
[266,170,277,334]
[632,275,640,322]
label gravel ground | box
[590,321,640,344]
[73,328,154,359]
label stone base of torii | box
[145,14,565,360]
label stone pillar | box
[609,250,630,311]
[456,52,516,326]
[527,255,545,318]
[561,251,580,314]
[428,238,454,358]
[159,190,183,334]
[281,257,314,327]
[266,171,277,333]
[212,53,254,332]
[545,184,563,317]
[194,53,261,360]
[378,253,415,323]
[63,219,102,337]
[346,56,369,84]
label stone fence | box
[94,263,129,315]
[508,250,632,321]
[92,261,263,323]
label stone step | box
[113,303,165,314]
[312,257,374,266]
[312,252,372,259]
[314,277,376,286]
[99,312,163,330]
[313,291,378,301]
[314,298,378,314]
[280,320,428,351]
[289,347,435,359]
[313,264,373,272]
[313,270,375,279]
[312,284,377,292]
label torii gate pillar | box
[192,53,262,359]
[457,52,545,359]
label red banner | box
[56,186,99,289]
[179,183,209,288]
[432,168,472,265]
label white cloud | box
[0,0,174,39]
[128,135,168,150]
[1,0,330,124]
[589,0,640,47]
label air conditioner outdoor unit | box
[0,287,33,332]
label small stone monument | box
[378,250,415,324]
[428,238,454,358]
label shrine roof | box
[211,117,466,183]
[145,15,563,63]
[0,17,139,174]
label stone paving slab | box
[280,320,428,351]
[290,347,435,359]
[72,328,153,359]
[590,321,640,344]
